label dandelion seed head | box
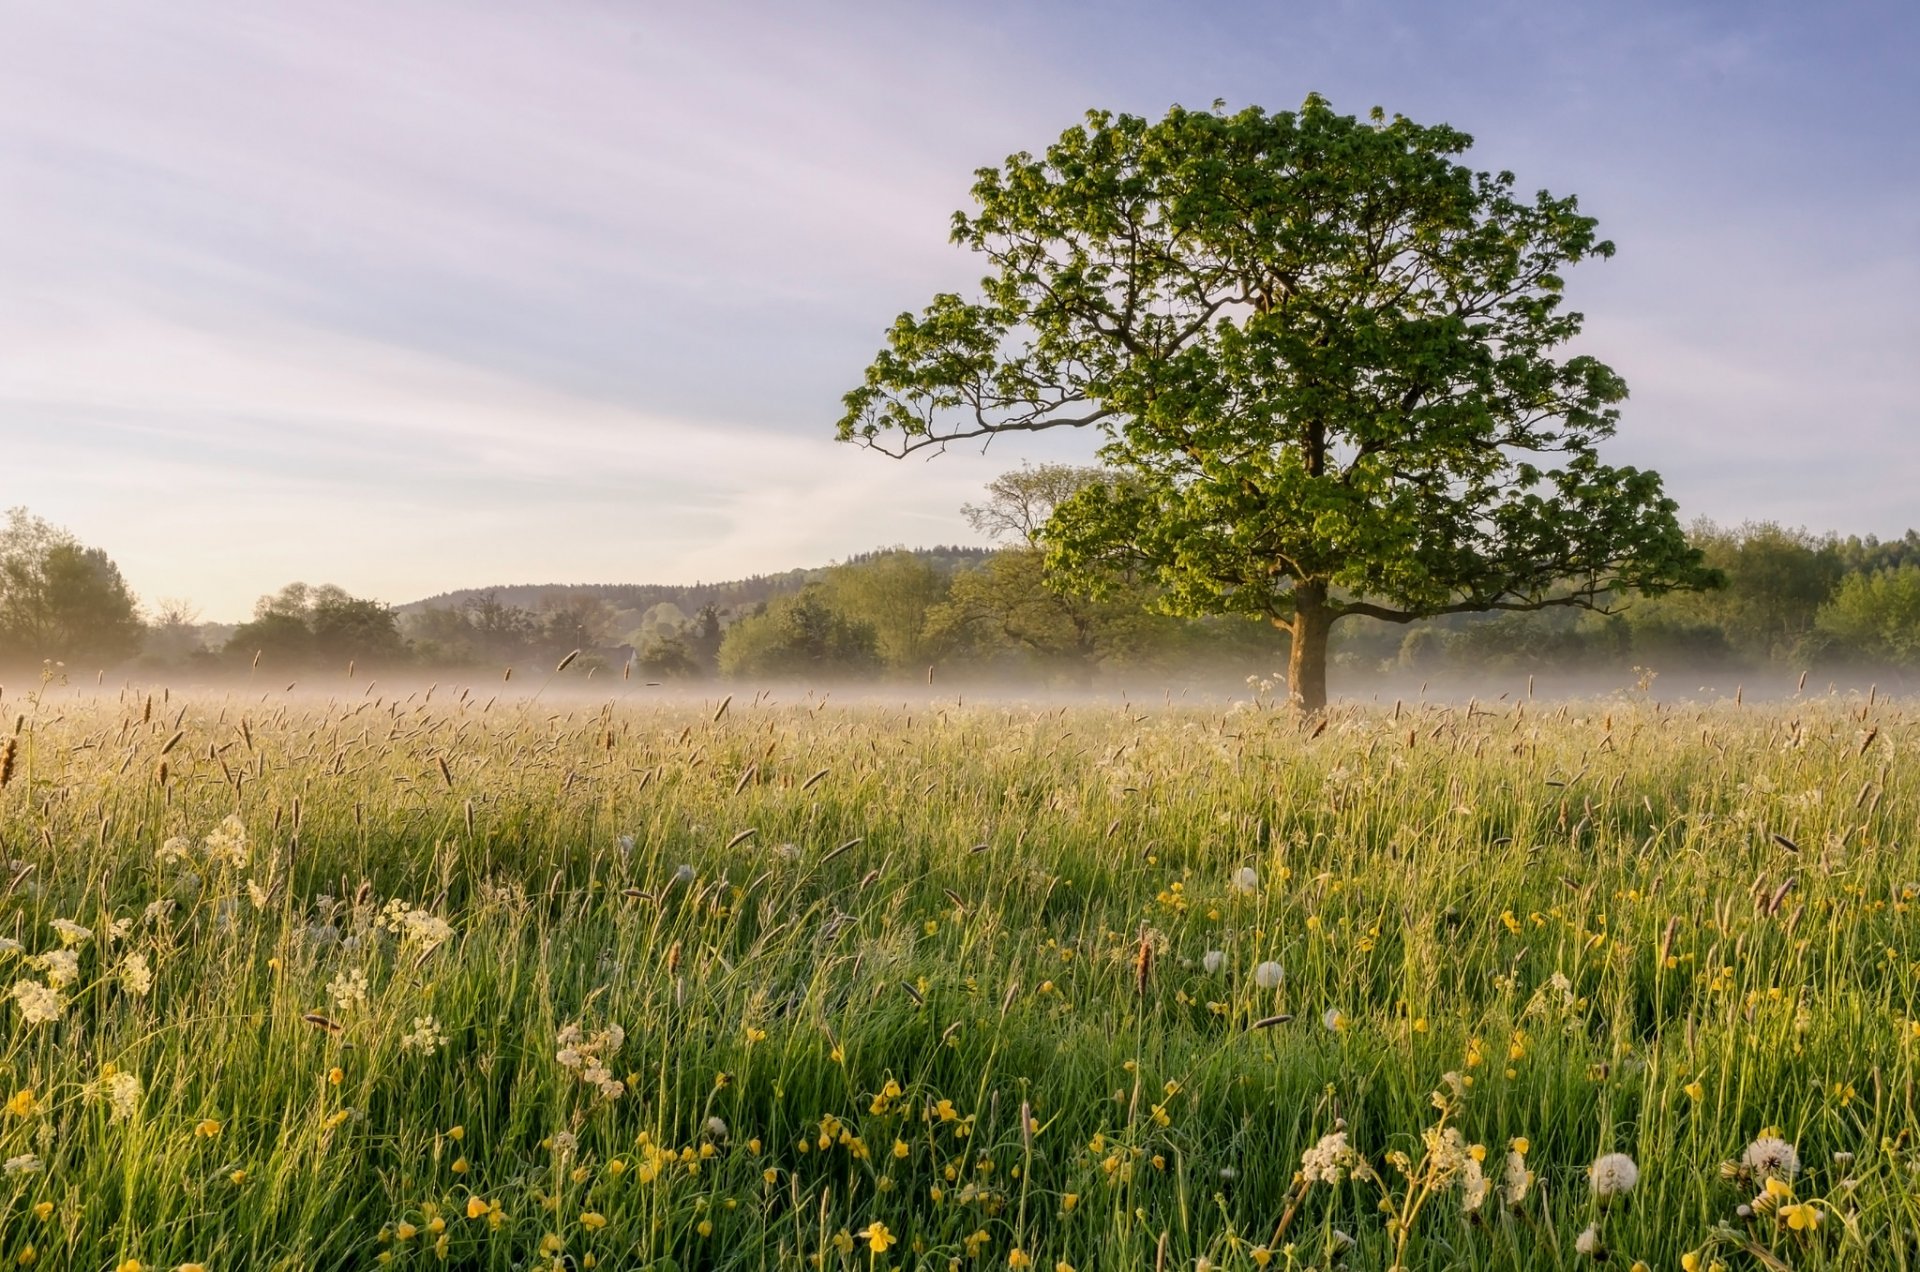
[1590,1152,1639,1199]
[1742,1136,1800,1181]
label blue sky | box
[2,1,1914,620]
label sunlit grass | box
[0,683,1912,1270]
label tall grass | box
[0,684,1911,1270]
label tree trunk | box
[1286,582,1333,714]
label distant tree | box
[824,550,952,672]
[401,604,482,665]
[1807,566,1920,669]
[718,589,880,680]
[227,582,403,671]
[143,597,210,664]
[961,465,1110,547]
[225,610,313,668]
[929,550,1172,684]
[1623,521,1843,664]
[539,593,616,658]
[935,466,1178,683]
[311,592,406,666]
[0,508,143,665]
[838,96,1713,710]
[637,631,702,680]
[685,604,726,672]
[461,592,540,662]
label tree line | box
[3,484,1918,689]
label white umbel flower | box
[10,980,61,1025]
[1300,1130,1358,1185]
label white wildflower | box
[105,917,132,942]
[1589,1152,1639,1200]
[1422,1126,1469,1183]
[142,899,176,925]
[1300,1130,1358,1185]
[616,834,636,853]
[9,981,61,1026]
[581,1064,625,1101]
[0,938,20,957]
[203,815,250,869]
[556,1021,625,1099]
[157,836,192,867]
[2,1154,40,1175]
[49,919,92,947]
[1461,1155,1490,1213]
[398,908,454,951]
[1742,1136,1800,1181]
[119,952,154,997]
[328,967,370,1010]
[400,1015,449,1056]
[1501,1143,1534,1208]
[550,1130,578,1157]
[103,1070,142,1121]
[35,949,80,989]
[247,879,271,910]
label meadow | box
[0,679,1912,1271]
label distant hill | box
[396,545,995,616]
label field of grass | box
[0,681,1913,1271]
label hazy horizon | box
[5,1,1916,622]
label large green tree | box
[838,96,1713,710]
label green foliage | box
[821,550,950,672]
[226,583,404,672]
[1626,522,1843,662]
[1809,566,1920,667]
[928,548,1180,684]
[636,630,702,680]
[717,588,881,680]
[839,96,1714,707]
[0,507,143,667]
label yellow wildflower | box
[1781,1202,1821,1230]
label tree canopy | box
[0,508,143,667]
[838,95,1715,709]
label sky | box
[1,1,1914,622]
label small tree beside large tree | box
[838,95,1715,710]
